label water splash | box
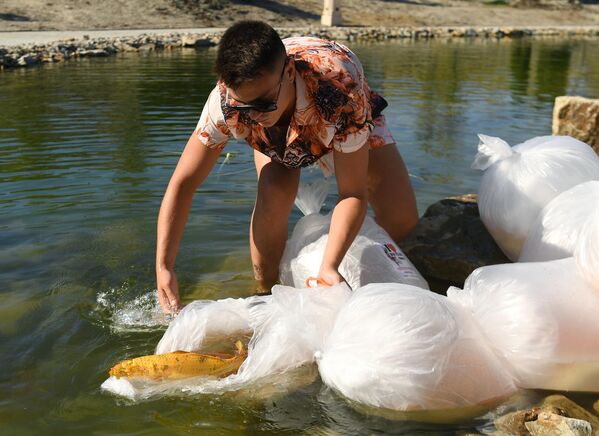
[95,284,174,333]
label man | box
[156,21,418,314]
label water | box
[1,38,599,434]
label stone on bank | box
[553,96,599,153]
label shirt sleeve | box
[193,85,231,151]
[331,123,370,153]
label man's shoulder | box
[285,36,362,83]
[283,36,354,59]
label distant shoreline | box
[2,25,599,70]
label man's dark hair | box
[215,20,286,88]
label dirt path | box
[1,0,599,32]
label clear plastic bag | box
[232,283,351,383]
[155,296,266,354]
[317,283,516,411]
[280,182,429,290]
[520,181,599,262]
[575,202,599,290]
[472,134,599,261]
[448,258,599,392]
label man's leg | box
[250,150,300,291]
[368,144,419,243]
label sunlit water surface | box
[1,38,599,434]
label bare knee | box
[384,211,419,243]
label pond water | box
[1,37,599,434]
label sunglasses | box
[224,57,289,113]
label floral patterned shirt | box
[193,36,395,170]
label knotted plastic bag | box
[280,180,429,290]
[520,181,599,262]
[448,258,599,392]
[472,134,599,261]
[317,283,516,411]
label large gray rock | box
[399,194,510,289]
[553,96,599,153]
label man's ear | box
[286,59,295,82]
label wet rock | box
[138,43,155,51]
[494,397,598,435]
[525,411,592,436]
[495,407,543,434]
[553,96,599,153]
[78,49,110,57]
[541,395,599,432]
[181,34,214,47]
[17,53,39,66]
[115,42,138,52]
[399,194,510,287]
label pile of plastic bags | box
[102,134,599,414]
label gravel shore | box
[2,24,599,71]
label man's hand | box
[317,264,346,287]
[156,267,182,314]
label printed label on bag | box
[378,242,419,279]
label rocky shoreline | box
[2,25,599,70]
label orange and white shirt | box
[194,36,395,171]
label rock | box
[115,42,138,52]
[510,0,581,9]
[78,49,110,57]
[525,411,592,436]
[399,194,510,287]
[553,96,599,153]
[1,55,17,69]
[495,407,543,434]
[181,34,214,47]
[17,53,39,66]
[541,395,599,432]
[138,43,155,51]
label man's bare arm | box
[156,132,222,313]
[318,144,369,286]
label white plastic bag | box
[520,181,599,262]
[280,181,429,290]
[472,134,599,261]
[155,295,267,354]
[448,258,599,392]
[575,202,599,289]
[231,283,351,383]
[317,283,516,411]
